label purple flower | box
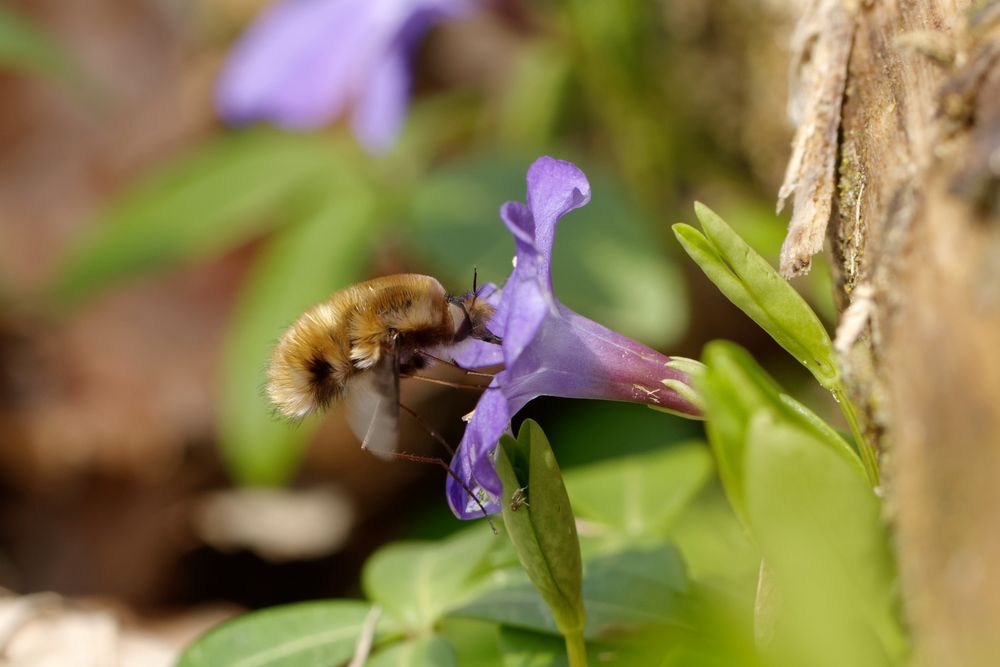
[216,0,474,153]
[445,157,704,519]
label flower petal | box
[494,157,590,365]
[498,256,550,366]
[447,382,509,519]
[349,2,466,151]
[501,304,702,416]
[217,0,393,129]
[446,337,503,369]
[524,157,591,266]
[499,201,535,248]
[350,46,411,152]
[446,443,501,519]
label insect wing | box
[344,346,400,459]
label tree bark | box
[780,1,1000,665]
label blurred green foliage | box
[362,528,496,635]
[176,600,397,667]
[0,6,86,88]
[54,131,359,307]
[565,442,711,540]
[700,342,864,526]
[697,342,905,666]
[179,367,903,666]
[745,416,904,667]
[179,425,759,666]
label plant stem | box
[563,627,588,667]
[834,385,880,488]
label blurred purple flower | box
[216,0,474,152]
[446,157,704,519]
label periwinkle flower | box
[216,0,474,152]
[446,157,704,519]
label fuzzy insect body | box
[267,274,497,457]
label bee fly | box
[266,273,501,520]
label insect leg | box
[397,402,497,533]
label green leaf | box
[498,627,568,667]
[692,205,829,360]
[581,543,687,628]
[744,412,905,667]
[700,341,865,526]
[362,527,497,633]
[496,421,585,636]
[705,198,838,325]
[53,130,353,307]
[667,483,758,581]
[660,577,763,667]
[674,203,838,389]
[411,154,688,347]
[177,600,391,667]
[0,7,84,87]
[672,223,774,341]
[437,619,505,667]
[453,545,687,639]
[564,442,712,539]
[367,635,457,667]
[218,192,374,485]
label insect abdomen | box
[267,301,353,418]
[266,274,456,420]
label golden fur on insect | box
[267,274,496,419]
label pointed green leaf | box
[744,412,905,667]
[675,204,839,389]
[218,193,373,485]
[565,442,712,538]
[496,421,584,636]
[177,600,393,667]
[693,203,837,387]
[673,223,772,332]
[362,527,496,633]
[53,131,353,307]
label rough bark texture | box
[782,1,1000,665]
